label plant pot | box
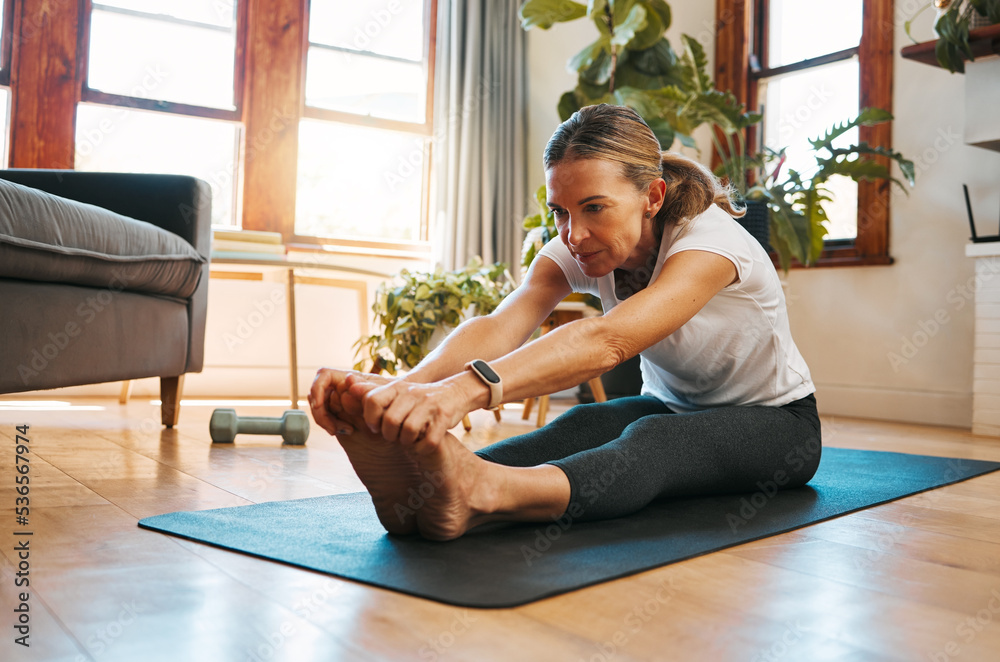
[577,354,643,403]
[738,199,771,252]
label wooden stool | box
[521,306,607,427]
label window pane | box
[295,120,424,242]
[767,0,863,67]
[306,47,426,123]
[94,1,235,28]
[88,7,237,109]
[75,104,240,226]
[309,1,424,61]
[762,60,860,240]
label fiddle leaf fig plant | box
[354,258,515,375]
[519,0,685,148]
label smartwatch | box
[467,359,503,409]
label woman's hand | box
[308,368,394,436]
[346,373,484,449]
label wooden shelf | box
[900,23,1000,69]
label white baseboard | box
[815,383,972,429]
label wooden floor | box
[2,396,1000,662]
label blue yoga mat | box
[138,447,1000,608]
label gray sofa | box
[0,170,212,426]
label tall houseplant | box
[354,258,514,375]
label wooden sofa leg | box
[160,375,185,428]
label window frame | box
[291,0,438,251]
[0,0,13,86]
[78,0,248,121]
[716,0,896,268]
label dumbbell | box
[209,408,310,445]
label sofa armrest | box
[0,169,213,373]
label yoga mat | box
[139,447,1000,608]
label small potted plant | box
[354,257,515,375]
[906,0,999,73]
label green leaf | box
[610,3,646,47]
[569,36,612,82]
[628,4,663,51]
[807,107,893,153]
[645,116,676,150]
[642,0,671,31]
[823,143,916,189]
[557,90,581,121]
[679,34,711,94]
[519,0,588,30]
[627,37,677,77]
[970,0,1000,22]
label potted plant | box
[518,0,687,150]
[747,107,917,272]
[906,1,1000,73]
[354,257,514,375]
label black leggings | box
[476,394,822,521]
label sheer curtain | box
[430,0,527,272]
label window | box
[716,0,895,266]
[296,0,436,246]
[77,0,245,226]
[0,0,12,166]
[8,0,437,253]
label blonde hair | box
[543,104,744,229]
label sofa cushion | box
[0,178,206,299]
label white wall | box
[524,2,1000,428]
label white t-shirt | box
[538,204,815,412]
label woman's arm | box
[354,249,736,446]
[401,256,573,384]
[312,256,570,437]
[486,249,737,403]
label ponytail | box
[654,152,744,233]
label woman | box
[309,104,821,541]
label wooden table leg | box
[522,398,533,419]
[287,269,299,409]
[536,394,550,428]
[119,380,132,404]
[588,376,608,403]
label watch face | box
[472,360,500,384]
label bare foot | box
[332,388,429,536]
[402,431,504,541]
